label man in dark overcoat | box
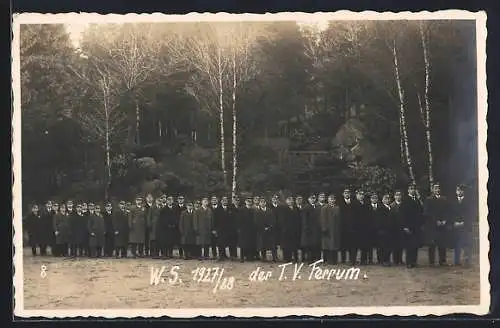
[281,196,301,263]
[301,194,321,263]
[213,196,233,260]
[254,198,277,262]
[128,196,146,257]
[390,190,405,265]
[424,182,451,266]
[400,183,425,268]
[40,201,54,256]
[24,204,42,256]
[112,201,129,258]
[144,194,155,257]
[193,197,213,259]
[450,184,474,266]
[270,194,283,261]
[237,197,257,262]
[339,188,355,264]
[320,194,341,264]
[88,204,105,257]
[179,202,196,259]
[103,202,115,257]
[352,189,371,265]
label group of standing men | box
[23,182,474,267]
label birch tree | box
[228,23,263,198]
[183,22,233,188]
[80,23,169,146]
[418,21,434,190]
[391,38,416,184]
[71,57,127,199]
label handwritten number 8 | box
[40,265,47,279]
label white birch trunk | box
[135,100,141,145]
[420,23,434,191]
[392,39,416,184]
[103,86,112,200]
[217,47,228,188]
[231,50,238,199]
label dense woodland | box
[19,20,478,205]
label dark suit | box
[450,196,474,265]
[390,201,404,264]
[281,206,301,262]
[238,206,257,261]
[339,199,355,263]
[424,195,450,265]
[214,205,233,259]
[401,195,424,266]
[372,204,394,264]
[103,211,114,256]
[352,200,371,264]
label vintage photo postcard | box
[12,10,489,318]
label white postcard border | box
[11,10,489,318]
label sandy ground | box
[20,247,480,309]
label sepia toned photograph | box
[12,11,488,318]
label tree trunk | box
[231,50,238,199]
[420,23,434,191]
[104,95,111,200]
[392,39,416,184]
[158,119,162,143]
[135,99,141,145]
[217,47,228,188]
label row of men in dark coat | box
[23,182,474,267]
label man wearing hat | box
[238,197,257,262]
[179,202,196,259]
[450,184,473,266]
[424,182,450,266]
[270,194,283,260]
[390,189,405,265]
[401,183,424,268]
[129,196,146,257]
[281,196,301,263]
[193,197,214,260]
[113,201,129,258]
[230,195,242,260]
[339,188,354,264]
[352,189,370,265]
[144,193,155,257]
[214,196,233,261]
[103,201,115,257]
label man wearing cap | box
[73,203,87,257]
[339,188,354,264]
[401,183,424,268]
[113,201,129,258]
[88,204,105,257]
[450,184,473,266]
[352,189,370,265]
[82,202,92,257]
[229,195,242,260]
[175,195,186,258]
[320,194,341,264]
[193,197,214,260]
[424,182,450,266]
[214,196,233,261]
[103,202,115,257]
[281,196,301,263]
[179,202,196,259]
[390,190,405,265]
[238,197,257,262]
[255,197,277,262]
[157,196,175,258]
[24,204,41,256]
[129,196,146,257]
[144,193,155,257]
[149,198,162,258]
[270,194,283,261]
[209,196,220,259]
[301,194,321,264]
[66,200,77,257]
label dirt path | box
[21,248,480,309]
